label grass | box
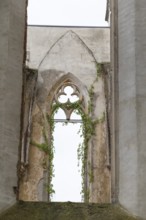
[0,201,140,220]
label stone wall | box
[19,26,111,203]
[111,0,146,218]
[26,26,110,69]
[0,0,26,212]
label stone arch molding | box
[19,30,111,202]
[38,30,97,71]
[19,73,89,201]
[36,30,99,112]
[37,72,89,114]
[38,30,98,91]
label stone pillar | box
[0,0,26,211]
[112,0,146,218]
[110,0,118,203]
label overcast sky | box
[28,0,108,26]
[52,94,83,202]
[52,122,82,202]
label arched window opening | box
[48,82,86,202]
[19,73,111,203]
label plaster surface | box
[0,0,26,212]
[113,0,146,218]
[26,26,110,69]
[20,27,111,203]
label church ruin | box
[0,0,146,219]
[19,26,111,203]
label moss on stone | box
[0,202,140,220]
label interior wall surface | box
[0,0,26,212]
[20,26,111,203]
[115,0,146,218]
[26,26,110,69]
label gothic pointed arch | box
[46,73,89,115]
[38,30,97,70]
[37,30,98,95]
[19,29,111,203]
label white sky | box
[52,122,82,202]
[28,0,108,26]
[52,90,83,202]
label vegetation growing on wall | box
[30,122,55,200]
[96,62,103,79]
[30,63,106,202]
[0,202,139,220]
[76,88,105,201]
[45,63,106,202]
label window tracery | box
[53,81,84,120]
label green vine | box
[46,115,55,200]
[88,162,94,183]
[30,140,49,154]
[96,62,103,80]
[88,84,94,114]
[47,100,105,202]
[76,106,99,202]
[76,63,105,202]
[30,121,55,200]
[51,101,83,113]
[45,101,84,201]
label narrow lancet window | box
[50,82,84,202]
